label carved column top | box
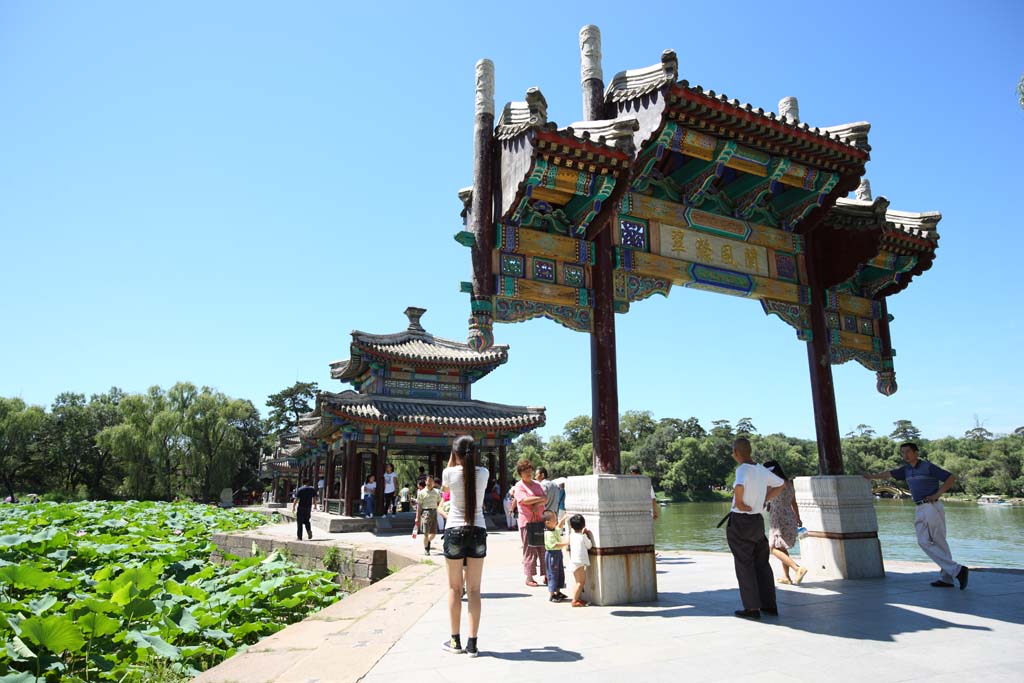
[475,58,494,117]
[579,24,602,84]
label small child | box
[503,490,516,529]
[567,514,593,607]
[543,510,569,603]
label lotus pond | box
[0,501,340,682]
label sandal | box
[794,567,808,585]
[571,600,587,607]
[525,579,540,587]
[776,577,792,585]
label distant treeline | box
[509,413,1024,498]
[3,384,1022,501]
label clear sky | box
[1,1,1022,441]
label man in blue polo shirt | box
[864,442,968,589]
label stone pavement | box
[196,521,1024,683]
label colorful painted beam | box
[619,248,810,304]
[621,193,804,253]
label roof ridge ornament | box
[855,178,873,201]
[580,25,602,84]
[404,306,427,333]
[562,118,639,156]
[496,87,549,139]
[821,121,872,152]
[605,49,678,102]
[779,96,800,124]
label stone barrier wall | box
[210,532,417,588]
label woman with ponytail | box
[440,434,488,657]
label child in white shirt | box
[567,514,593,607]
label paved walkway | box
[197,522,1024,683]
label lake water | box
[654,499,1024,569]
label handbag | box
[525,521,546,548]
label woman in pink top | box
[513,459,547,587]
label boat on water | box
[977,494,1011,506]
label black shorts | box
[443,526,487,560]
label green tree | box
[544,436,591,477]
[0,397,47,498]
[177,385,254,501]
[620,410,657,453]
[845,423,876,438]
[97,386,190,500]
[677,416,706,439]
[562,415,592,450]
[735,417,757,435]
[82,388,125,497]
[45,393,94,497]
[889,419,922,442]
[97,393,153,499]
[265,381,318,436]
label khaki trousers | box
[914,501,961,582]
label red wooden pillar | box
[374,442,386,516]
[804,230,844,475]
[314,453,322,508]
[344,441,359,517]
[324,448,335,513]
[582,26,621,474]
[498,443,508,496]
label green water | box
[654,499,1024,569]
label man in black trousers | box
[292,479,317,540]
[727,437,785,620]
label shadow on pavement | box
[480,592,530,599]
[608,570,1020,642]
[483,646,583,662]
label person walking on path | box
[383,463,398,515]
[291,479,316,540]
[514,460,547,587]
[727,437,785,620]
[536,467,560,516]
[440,435,488,657]
[416,476,441,555]
[399,483,411,512]
[763,460,808,586]
[361,475,377,519]
[863,442,969,589]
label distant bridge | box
[873,484,911,499]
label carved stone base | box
[564,474,657,605]
[794,475,884,580]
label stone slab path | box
[195,521,1024,683]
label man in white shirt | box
[728,437,785,620]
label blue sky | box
[1,1,1022,441]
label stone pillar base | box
[564,474,657,605]
[794,475,884,580]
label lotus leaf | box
[77,612,120,637]
[19,616,84,654]
[25,596,57,616]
